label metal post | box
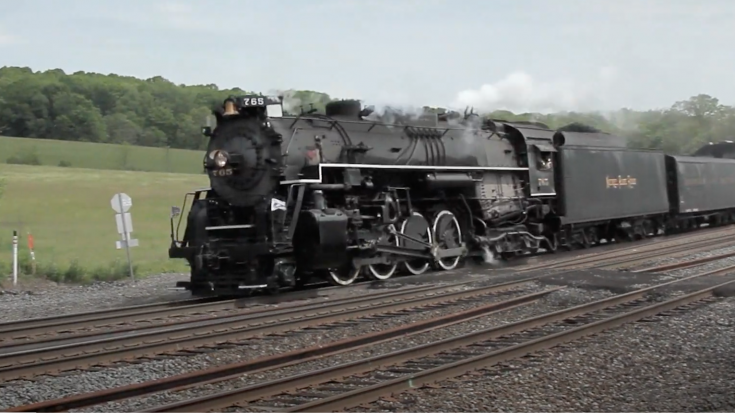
[12,230,18,286]
[27,231,36,275]
[118,197,135,280]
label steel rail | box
[5,287,562,412]
[4,226,733,343]
[513,223,735,269]
[0,297,218,339]
[285,278,735,412]
[0,279,386,341]
[517,228,735,273]
[8,237,735,412]
[573,233,735,271]
[0,278,537,381]
[144,264,735,412]
[632,249,735,273]
[0,283,443,352]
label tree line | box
[1,66,734,154]
[0,66,332,151]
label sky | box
[1,0,734,114]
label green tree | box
[104,113,141,144]
[3,65,735,155]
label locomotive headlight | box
[208,150,229,168]
[214,151,228,168]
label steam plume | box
[451,67,618,114]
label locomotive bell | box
[223,99,238,116]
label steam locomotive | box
[167,94,735,296]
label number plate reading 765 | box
[240,96,266,106]
[238,95,282,107]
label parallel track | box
[9,251,735,412]
[7,287,561,412]
[5,224,735,344]
[517,227,735,273]
[5,227,732,355]
[0,280,369,342]
[3,228,734,382]
[0,278,536,381]
[0,297,216,340]
[143,266,735,412]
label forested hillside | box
[0,66,332,151]
[1,66,735,155]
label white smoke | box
[361,100,432,127]
[267,89,303,115]
[365,102,427,121]
[480,244,498,265]
[451,67,619,114]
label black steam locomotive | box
[168,94,735,296]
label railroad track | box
[0,222,735,346]
[515,226,735,273]
[500,223,735,267]
[144,267,735,412]
[0,296,217,341]
[8,252,735,412]
[7,287,560,412]
[0,278,542,381]
[0,282,445,355]
[0,279,377,342]
[2,228,734,380]
[5,224,735,345]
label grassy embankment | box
[0,136,208,284]
[0,135,205,173]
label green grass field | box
[0,163,209,283]
[1,135,205,174]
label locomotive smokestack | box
[326,100,362,118]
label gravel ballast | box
[0,230,731,324]
[354,296,735,412]
[627,244,735,271]
[0,272,477,324]
[0,273,192,322]
[0,284,607,411]
[3,231,735,411]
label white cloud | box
[451,67,620,114]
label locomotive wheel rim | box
[432,210,462,271]
[400,212,432,275]
[326,266,361,286]
[367,263,397,280]
[367,225,399,280]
